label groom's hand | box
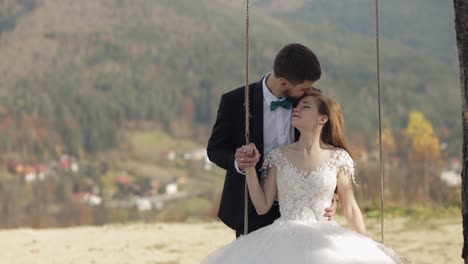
[235,146,258,171]
[324,193,338,220]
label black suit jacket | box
[207,77,299,233]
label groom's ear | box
[278,78,288,89]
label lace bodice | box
[262,148,356,222]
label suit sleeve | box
[207,94,238,173]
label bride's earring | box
[317,123,321,127]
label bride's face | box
[291,96,328,131]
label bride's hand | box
[241,143,261,169]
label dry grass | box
[0,216,462,264]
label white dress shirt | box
[262,72,295,156]
[235,72,295,174]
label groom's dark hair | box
[273,43,321,85]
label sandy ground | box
[0,217,462,264]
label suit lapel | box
[250,79,264,163]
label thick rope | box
[375,0,385,243]
[244,0,250,236]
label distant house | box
[117,175,141,193]
[184,149,208,161]
[36,164,47,180]
[74,192,102,207]
[7,160,48,182]
[165,183,178,195]
[59,155,72,170]
[57,155,79,172]
[22,165,46,182]
[71,162,79,173]
[440,170,461,187]
[160,150,176,161]
[117,175,131,185]
[184,149,213,170]
[135,197,152,211]
[24,165,37,182]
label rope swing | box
[242,0,385,243]
[243,0,251,236]
[375,0,385,243]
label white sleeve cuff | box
[234,160,246,175]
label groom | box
[207,43,337,238]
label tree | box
[453,0,468,261]
[402,111,442,201]
[402,111,441,163]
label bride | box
[202,91,403,263]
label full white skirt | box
[202,219,402,264]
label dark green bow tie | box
[270,99,292,111]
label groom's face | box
[282,80,315,102]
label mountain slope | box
[0,0,460,157]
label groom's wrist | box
[234,160,246,175]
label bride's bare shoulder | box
[322,143,336,150]
[323,144,344,153]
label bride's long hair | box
[308,92,353,158]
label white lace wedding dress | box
[202,148,403,264]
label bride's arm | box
[336,168,367,235]
[243,144,278,215]
[245,165,278,215]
